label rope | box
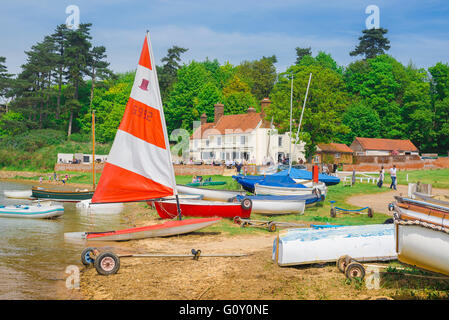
[393,212,449,234]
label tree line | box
[0,25,448,157]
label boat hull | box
[396,224,449,276]
[3,190,32,199]
[176,185,245,201]
[255,183,327,197]
[0,204,64,219]
[31,187,94,202]
[154,199,252,219]
[64,217,222,241]
[249,199,305,215]
[273,224,396,266]
[186,181,226,187]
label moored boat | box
[154,199,252,219]
[273,224,396,266]
[0,203,64,219]
[31,187,94,202]
[412,192,449,208]
[393,202,449,276]
[3,190,32,199]
[255,182,327,197]
[64,217,221,241]
[176,184,246,201]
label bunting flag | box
[91,32,176,203]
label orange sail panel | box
[92,33,176,203]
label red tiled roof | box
[317,143,353,153]
[191,112,266,139]
[353,137,419,152]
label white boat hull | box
[76,200,124,214]
[396,224,449,276]
[250,199,305,215]
[176,185,245,201]
[255,182,327,197]
[3,190,32,199]
[273,224,396,266]
[0,204,64,219]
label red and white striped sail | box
[92,32,176,203]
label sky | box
[1,0,448,75]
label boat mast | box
[288,73,293,175]
[92,110,96,190]
[291,73,312,172]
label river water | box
[0,180,129,300]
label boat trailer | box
[81,247,249,275]
[233,216,307,232]
[329,201,373,218]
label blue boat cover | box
[232,174,306,192]
[273,168,340,186]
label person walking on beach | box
[389,165,397,190]
[377,166,384,188]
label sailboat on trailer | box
[65,32,221,241]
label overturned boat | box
[176,184,246,201]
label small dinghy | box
[76,199,124,214]
[273,224,396,266]
[0,203,64,219]
[176,185,246,201]
[3,190,32,199]
[154,199,252,219]
[255,182,327,197]
[64,217,221,241]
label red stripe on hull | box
[86,217,221,239]
[154,201,251,219]
[119,97,165,149]
[91,163,173,203]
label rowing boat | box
[64,217,221,241]
[230,194,316,215]
[273,224,396,266]
[0,204,64,219]
[154,199,252,219]
[176,184,246,201]
[3,190,32,199]
[255,182,327,197]
[31,187,94,202]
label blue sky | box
[1,0,448,75]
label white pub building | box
[189,98,305,165]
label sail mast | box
[92,110,96,190]
[288,73,293,175]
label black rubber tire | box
[94,252,120,276]
[383,218,394,224]
[81,247,97,266]
[345,262,366,280]
[241,198,252,210]
[233,216,241,225]
[368,207,374,218]
[268,223,277,232]
[337,255,352,273]
[330,207,336,218]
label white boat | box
[176,184,246,201]
[255,181,327,197]
[273,224,397,266]
[3,190,32,199]
[232,197,305,215]
[0,203,64,219]
[393,202,449,276]
[76,199,124,214]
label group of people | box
[39,172,70,185]
[377,165,397,190]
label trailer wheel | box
[345,262,365,281]
[241,198,252,211]
[81,247,97,266]
[330,207,336,218]
[367,207,373,218]
[383,218,394,224]
[268,223,277,232]
[94,252,120,275]
[233,216,241,225]
[337,255,352,273]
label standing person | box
[377,166,384,188]
[39,176,43,184]
[389,165,397,190]
[235,162,242,174]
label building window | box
[206,139,209,147]
[217,137,221,146]
[278,137,282,147]
[232,151,239,160]
[314,155,320,163]
[233,136,237,144]
[194,140,198,148]
[335,153,341,159]
[240,136,246,145]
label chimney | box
[247,107,256,114]
[260,97,271,117]
[200,113,207,125]
[214,103,224,123]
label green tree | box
[236,56,277,100]
[429,62,449,153]
[339,102,382,144]
[295,47,312,64]
[87,46,113,111]
[350,28,391,60]
[222,74,259,114]
[0,56,13,108]
[157,45,188,102]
